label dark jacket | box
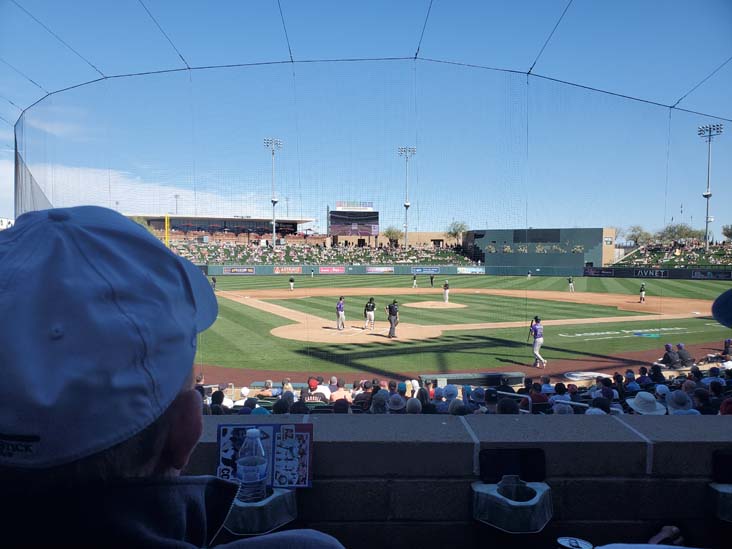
[677,348,694,367]
[660,350,681,368]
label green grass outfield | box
[212,274,728,301]
[197,275,729,375]
[268,293,642,326]
[197,296,730,375]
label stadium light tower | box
[697,123,723,251]
[264,138,283,246]
[397,146,416,248]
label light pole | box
[264,137,283,247]
[397,146,416,248]
[174,194,179,215]
[697,124,723,250]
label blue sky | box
[1,0,730,237]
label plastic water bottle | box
[235,428,268,504]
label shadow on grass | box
[293,332,649,381]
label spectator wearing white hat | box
[0,206,342,548]
[627,391,667,415]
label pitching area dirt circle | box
[402,301,466,309]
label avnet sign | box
[634,269,668,278]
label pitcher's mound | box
[403,301,467,309]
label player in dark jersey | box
[386,299,399,338]
[363,297,376,330]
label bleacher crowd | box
[197,342,732,417]
[616,240,732,267]
[171,241,475,265]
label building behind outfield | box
[465,227,616,276]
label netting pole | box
[165,214,170,247]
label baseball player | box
[567,276,575,293]
[443,280,450,303]
[430,274,435,288]
[386,299,399,338]
[336,296,345,330]
[211,276,217,291]
[363,297,376,330]
[529,316,547,368]
[639,283,646,303]
[289,276,295,291]
[412,274,417,288]
[311,268,314,278]
[527,271,532,279]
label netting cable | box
[10,0,106,77]
[137,0,190,69]
[672,53,732,108]
[414,0,435,58]
[662,108,672,227]
[0,93,24,111]
[0,57,50,94]
[527,0,574,74]
[277,0,295,63]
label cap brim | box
[179,256,218,332]
[712,289,732,328]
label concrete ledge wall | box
[186,415,732,548]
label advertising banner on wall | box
[274,266,303,275]
[366,266,395,274]
[584,267,615,277]
[411,267,440,274]
[691,270,732,280]
[223,266,255,275]
[457,267,485,275]
[319,266,346,274]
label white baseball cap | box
[0,206,218,467]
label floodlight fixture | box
[697,123,723,250]
[264,137,283,246]
[397,146,417,248]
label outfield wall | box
[585,267,732,280]
[207,265,487,276]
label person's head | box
[677,343,685,350]
[719,398,732,415]
[195,373,205,385]
[664,343,673,352]
[333,399,351,414]
[387,394,406,414]
[370,390,389,414]
[682,380,697,394]
[553,403,574,415]
[244,397,258,409]
[534,316,541,323]
[397,382,407,396]
[590,397,611,414]
[369,297,374,303]
[625,370,636,381]
[497,398,519,414]
[264,379,273,389]
[406,398,422,414]
[308,377,319,393]
[281,377,291,388]
[388,380,397,393]
[211,390,225,406]
[416,388,430,407]
[554,383,567,395]
[272,399,291,414]
[709,381,723,398]
[443,385,458,401]
[471,387,486,405]
[530,383,542,395]
[339,296,344,302]
[393,299,398,305]
[600,387,614,401]
[693,388,711,407]
[290,401,310,414]
[601,377,613,388]
[330,376,338,386]
[655,384,670,401]
[448,399,467,416]
[639,366,648,376]
[316,376,324,385]
[281,391,295,406]
[540,376,550,385]
[433,387,444,402]
[709,366,721,378]
[651,364,662,375]
[666,390,693,412]
[567,384,578,395]
[362,380,373,393]
[523,377,533,390]
[336,378,345,389]
[0,206,218,483]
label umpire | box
[386,299,399,339]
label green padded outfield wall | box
[465,228,606,276]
